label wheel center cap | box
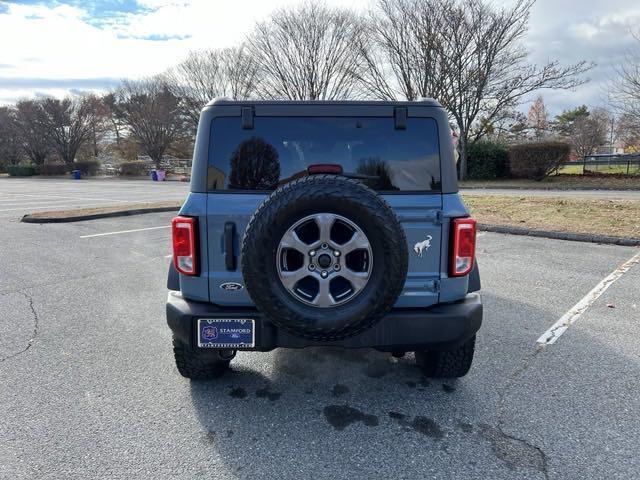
[317,253,332,269]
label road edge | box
[479,224,640,246]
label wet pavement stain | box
[363,359,394,378]
[255,387,281,401]
[331,384,350,396]
[324,405,379,431]
[388,411,444,439]
[226,429,234,438]
[479,424,547,475]
[458,421,474,434]
[229,387,247,399]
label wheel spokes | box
[340,269,369,292]
[341,231,370,254]
[314,213,336,244]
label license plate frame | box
[197,318,255,348]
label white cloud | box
[0,0,639,115]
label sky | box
[0,0,639,116]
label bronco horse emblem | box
[413,236,432,258]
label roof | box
[205,97,442,108]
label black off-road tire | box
[172,336,233,380]
[241,175,408,341]
[415,336,476,378]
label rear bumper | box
[166,291,482,352]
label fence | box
[558,154,640,175]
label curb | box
[21,205,180,224]
[479,223,640,247]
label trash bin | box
[72,170,81,180]
[151,170,158,181]
[156,169,166,181]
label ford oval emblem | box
[220,282,244,291]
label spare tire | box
[241,175,408,340]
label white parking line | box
[537,250,640,347]
[80,225,171,238]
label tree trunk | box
[459,134,468,181]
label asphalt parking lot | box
[1,180,639,479]
[0,178,189,219]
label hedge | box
[7,165,38,176]
[509,142,571,181]
[119,161,150,176]
[74,159,101,176]
[39,163,69,175]
[467,141,510,180]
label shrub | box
[467,141,510,180]
[38,163,69,175]
[74,159,101,176]
[119,160,150,176]
[7,165,38,176]
[509,142,571,181]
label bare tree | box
[164,46,257,130]
[14,99,50,165]
[0,107,22,167]
[570,108,610,158]
[39,96,97,165]
[83,94,111,158]
[115,77,184,168]
[610,31,640,143]
[365,0,591,179]
[527,95,548,140]
[247,2,367,100]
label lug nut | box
[333,250,341,257]
[309,264,316,271]
[321,271,328,278]
[309,250,316,257]
[321,243,329,250]
[333,264,340,271]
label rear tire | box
[172,336,234,380]
[415,336,476,378]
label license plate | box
[197,318,255,348]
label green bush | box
[509,142,571,181]
[467,141,510,180]
[119,161,150,176]
[7,165,38,176]
[74,159,101,176]
[39,163,69,175]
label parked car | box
[166,99,482,380]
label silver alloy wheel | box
[276,213,373,308]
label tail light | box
[172,216,198,275]
[450,217,477,277]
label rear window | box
[208,116,441,192]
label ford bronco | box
[166,99,482,380]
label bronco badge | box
[413,235,432,258]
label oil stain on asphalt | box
[229,387,248,399]
[388,411,444,439]
[323,405,379,430]
[255,387,281,401]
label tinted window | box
[208,116,440,192]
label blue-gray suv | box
[166,99,482,380]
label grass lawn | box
[460,174,640,190]
[462,194,640,239]
[557,164,640,175]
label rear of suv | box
[167,99,482,380]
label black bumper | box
[166,292,482,352]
